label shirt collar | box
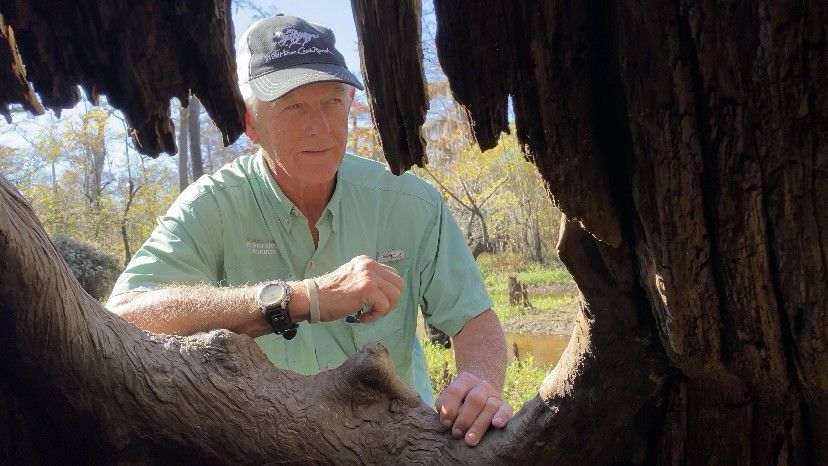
[254,148,345,234]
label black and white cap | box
[237,15,364,101]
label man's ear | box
[244,110,258,144]
[348,86,356,101]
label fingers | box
[464,396,508,446]
[375,261,404,290]
[436,372,477,428]
[359,280,400,323]
[491,402,513,429]
[450,382,493,441]
[436,372,512,447]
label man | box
[107,15,511,447]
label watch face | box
[258,282,286,307]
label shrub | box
[51,233,122,300]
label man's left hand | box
[436,371,513,447]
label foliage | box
[51,233,122,300]
[422,340,547,410]
[3,106,182,266]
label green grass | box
[422,340,547,410]
[529,294,579,314]
[476,252,578,323]
[517,262,574,287]
[477,252,574,293]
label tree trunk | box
[427,0,827,464]
[188,96,204,181]
[177,101,190,192]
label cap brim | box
[249,63,364,101]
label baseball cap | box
[237,14,364,102]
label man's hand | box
[313,255,403,323]
[436,371,513,447]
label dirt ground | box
[501,312,575,336]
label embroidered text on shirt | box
[378,249,405,263]
[247,239,277,255]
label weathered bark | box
[0,0,245,155]
[0,12,42,121]
[416,0,824,464]
[351,0,429,174]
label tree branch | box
[423,166,474,212]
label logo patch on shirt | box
[247,239,277,255]
[378,249,406,263]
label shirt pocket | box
[352,258,412,349]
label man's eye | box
[328,98,342,105]
[284,103,302,111]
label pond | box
[505,332,571,367]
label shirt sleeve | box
[418,200,494,337]
[109,193,221,297]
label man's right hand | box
[307,255,403,323]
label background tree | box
[188,96,204,181]
[177,99,190,192]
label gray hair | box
[240,81,355,115]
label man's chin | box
[300,159,341,184]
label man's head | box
[236,15,363,186]
[237,14,363,106]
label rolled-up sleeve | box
[418,201,493,337]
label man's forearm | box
[106,283,309,337]
[452,309,507,392]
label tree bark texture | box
[351,0,429,174]
[423,1,825,464]
[0,0,824,464]
[0,0,245,155]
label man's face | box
[247,82,353,186]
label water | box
[505,332,570,367]
[417,319,572,368]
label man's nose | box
[305,106,331,135]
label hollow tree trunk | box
[425,1,825,464]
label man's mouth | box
[301,147,333,155]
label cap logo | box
[264,27,332,64]
[275,28,319,48]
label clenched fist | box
[312,255,404,323]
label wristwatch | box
[255,280,298,340]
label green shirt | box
[111,151,493,405]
